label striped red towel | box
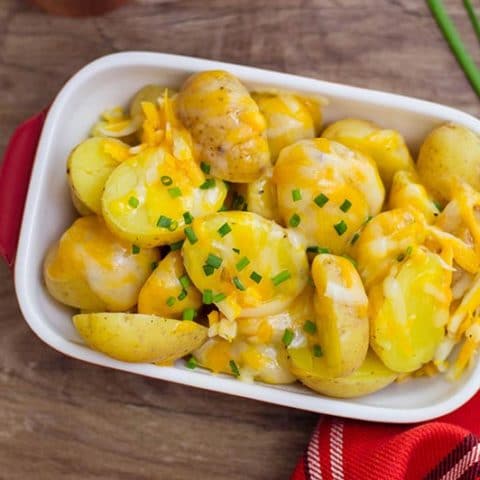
[292,393,480,480]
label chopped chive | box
[203,264,215,276]
[203,289,213,304]
[161,175,173,186]
[342,253,358,268]
[232,248,240,254]
[128,196,139,208]
[200,161,211,174]
[177,289,188,301]
[282,328,294,347]
[218,204,228,212]
[350,232,360,245]
[235,256,250,271]
[306,246,330,254]
[250,271,262,284]
[166,296,176,307]
[292,189,302,202]
[334,220,347,236]
[433,200,443,212]
[186,356,197,369]
[232,193,246,210]
[406,245,413,256]
[213,292,227,302]
[168,220,178,231]
[233,276,246,291]
[207,253,223,269]
[218,222,232,237]
[340,199,352,212]
[200,178,216,189]
[157,215,172,228]
[272,270,291,286]
[170,240,184,251]
[397,253,405,262]
[313,344,323,357]
[131,244,140,254]
[364,215,373,225]
[289,213,301,228]
[184,226,198,244]
[314,193,329,207]
[229,360,240,377]
[179,275,190,289]
[307,276,315,287]
[303,320,317,334]
[183,308,196,321]
[168,187,182,198]
[183,211,193,224]
[151,261,159,271]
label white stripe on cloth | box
[329,420,345,480]
[440,443,480,480]
[307,417,324,480]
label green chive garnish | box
[161,175,173,186]
[203,289,213,304]
[170,240,184,251]
[334,220,347,236]
[289,213,301,228]
[179,275,190,289]
[151,261,159,271]
[200,178,216,189]
[218,204,228,212]
[250,271,262,284]
[232,248,240,254]
[292,189,302,202]
[185,226,198,244]
[232,193,246,210]
[229,360,240,377]
[272,270,291,286]
[306,246,330,254]
[313,344,323,357]
[213,292,227,302]
[157,215,172,228]
[303,320,317,334]
[168,187,182,198]
[200,161,211,174]
[183,308,196,321]
[183,211,193,224]
[166,296,176,307]
[314,193,329,207]
[132,244,140,254]
[351,232,360,245]
[406,245,413,256]
[235,256,250,271]
[203,264,215,276]
[340,199,352,212]
[177,289,188,301]
[397,253,405,262]
[218,222,232,237]
[206,253,223,269]
[342,254,358,268]
[233,276,246,291]
[282,328,294,347]
[433,200,443,212]
[128,196,139,208]
[186,356,197,369]
[168,220,178,232]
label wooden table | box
[0,1,478,478]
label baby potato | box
[102,146,227,247]
[389,170,440,223]
[369,247,451,373]
[182,211,309,320]
[176,70,271,183]
[252,92,321,161]
[273,138,384,253]
[322,118,415,189]
[355,208,426,288]
[129,84,166,119]
[74,313,207,363]
[91,106,142,141]
[137,251,202,319]
[68,137,130,215]
[417,123,480,203]
[312,254,369,377]
[44,216,160,311]
[289,348,397,398]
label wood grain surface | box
[0,1,478,478]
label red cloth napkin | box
[292,393,480,480]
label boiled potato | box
[273,138,384,253]
[252,92,321,161]
[129,84,166,119]
[73,313,207,363]
[138,251,202,318]
[67,137,130,215]
[322,118,414,189]
[388,170,440,223]
[289,349,397,398]
[311,254,369,377]
[44,216,159,311]
[417,123,480,203]
[182,211,309,320]
[91,106,142,140]
[369,247,451,372]
[176,70,271,183]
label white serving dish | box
[14,52,480,423]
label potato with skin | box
[68,137,130,215]
[44,216,159,311]
[138,251,202,319]
[176,70,271,183]
[73,313,207,363]
[417,123,480,203]
[311,254,369,377]
[322,118,415,189]
[289,348,397,398]
[129,84,166,119]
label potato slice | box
[289,348,397,398]
[73,313,207,363]
[67,137,130,215]
[312,254,369,377]
[182,211,309,320]
[138,251,202,319]
[129,84,167,119]
[369,247,451,373]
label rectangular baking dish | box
[9,52,480,423]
